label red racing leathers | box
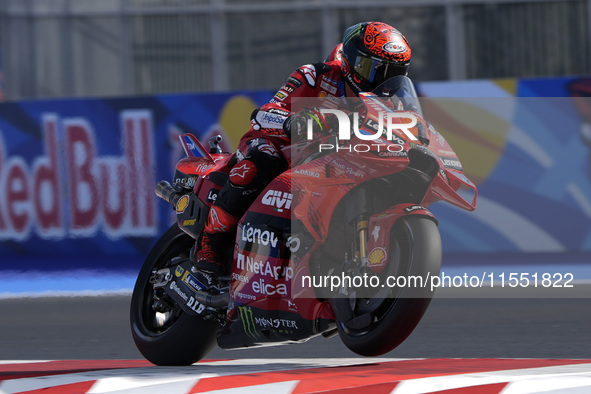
[195,59,350,273]
[216,59,348,218]
[246,59,346,148]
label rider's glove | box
[284,108,336,142]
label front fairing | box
[359,76,478,211]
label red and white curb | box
[1,358,590,393]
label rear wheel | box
[130,224,219,365]
[334,216,441,356]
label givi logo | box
[261,190,292,212]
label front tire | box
[336,216,441,356]
[130,224,219,365]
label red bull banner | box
[0,93,271,271]
[1,77,591,274]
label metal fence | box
[0,0,590,100]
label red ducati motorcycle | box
[130,76,477,365]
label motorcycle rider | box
[193,21,412,276]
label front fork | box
[356,216,369,266]
[341,185,372,268]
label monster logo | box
[238,306,260,340]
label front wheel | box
[130,224,219,365]
[336,216,441,356]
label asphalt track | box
[1,294,590,360]
[1,294,591,393]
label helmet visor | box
[354,55,408,88]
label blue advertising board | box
[419,77,591,258]
[1,77,590,280]
[0,92,272,273]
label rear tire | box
[130,224,219,365]
[337,216,441,356]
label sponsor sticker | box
[280,84,295,94]
[287,76,303,88]
[232,272,250,283]
[176,195,189,214]
[251,278,288,295]
[236,252,294,281]
[383,41,407,53]
[257,111,287,129]
[174,176,196,188]
[273,91,288,101]
[206,188,218,203]
[320,80,337,94]
[175,266,185,277]
[239,306,260,339]
[293,168,320,178]
[440,156,463,171]
[254,316,298,330]
[403,205,426,213]
[241,223,279,248]
[261,190,292,212]
[267,108,290,117]
[182,271,205,292]
[322,75,338,86]
[372,225,381,242]
[187,296,205,314]
[170,281,188,301]
[367,247,387,267]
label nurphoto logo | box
[308,109,418,153]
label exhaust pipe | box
[155,180,182,207]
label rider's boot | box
[192,205,238,277]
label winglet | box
[179,133,214,161]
